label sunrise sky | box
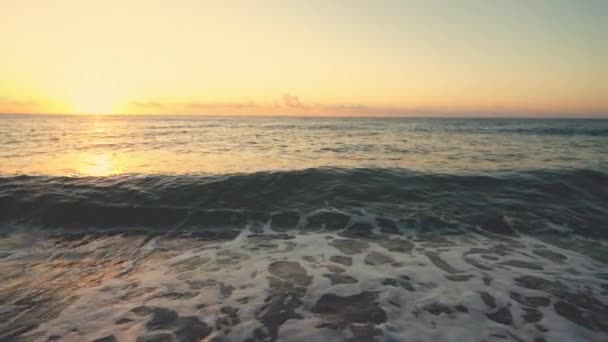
[0,0,606,116]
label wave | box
[472,127,608,136]
[1,167,607,238]
[405,124,608,137]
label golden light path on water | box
[41,150,288,177]
[76,153,116,176]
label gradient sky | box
[0,0,606,116]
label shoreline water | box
[2,212,607,341]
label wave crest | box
[1,168,607,238]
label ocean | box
[1,115,607,341]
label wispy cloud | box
[281,93,307,109]
[129,94,389,116]
[123,94,608,117]
[0,97,36,107]
[131,100,259,111]
[0,97,39,113]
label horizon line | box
[1,112,607,119]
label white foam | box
[1,229,606,341]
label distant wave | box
[257,120,608,136]
[1,167,607,238]
[407,125,608,136]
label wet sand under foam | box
[1,220,607,342]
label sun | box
[70,92,116,115]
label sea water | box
[1,115,607,341]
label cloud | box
[129,94,414,116]
[188,101,259,110]
[131,95,368,115]
[0,97,39,113]
[0,97,36,107]
[127,94,608,117]
[277,95,404,116]
[132,100,259,111]
[282,93,307,109]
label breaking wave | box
[1,167,607,238]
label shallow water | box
[1,116,607,341]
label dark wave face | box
[2,168,607,240]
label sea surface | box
[1,115,607,341]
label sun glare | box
[70,93,116,115]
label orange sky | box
[1,0,606,116]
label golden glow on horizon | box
[0,0,606,116]
[69,92,117,115]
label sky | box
[0,0,606,117]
